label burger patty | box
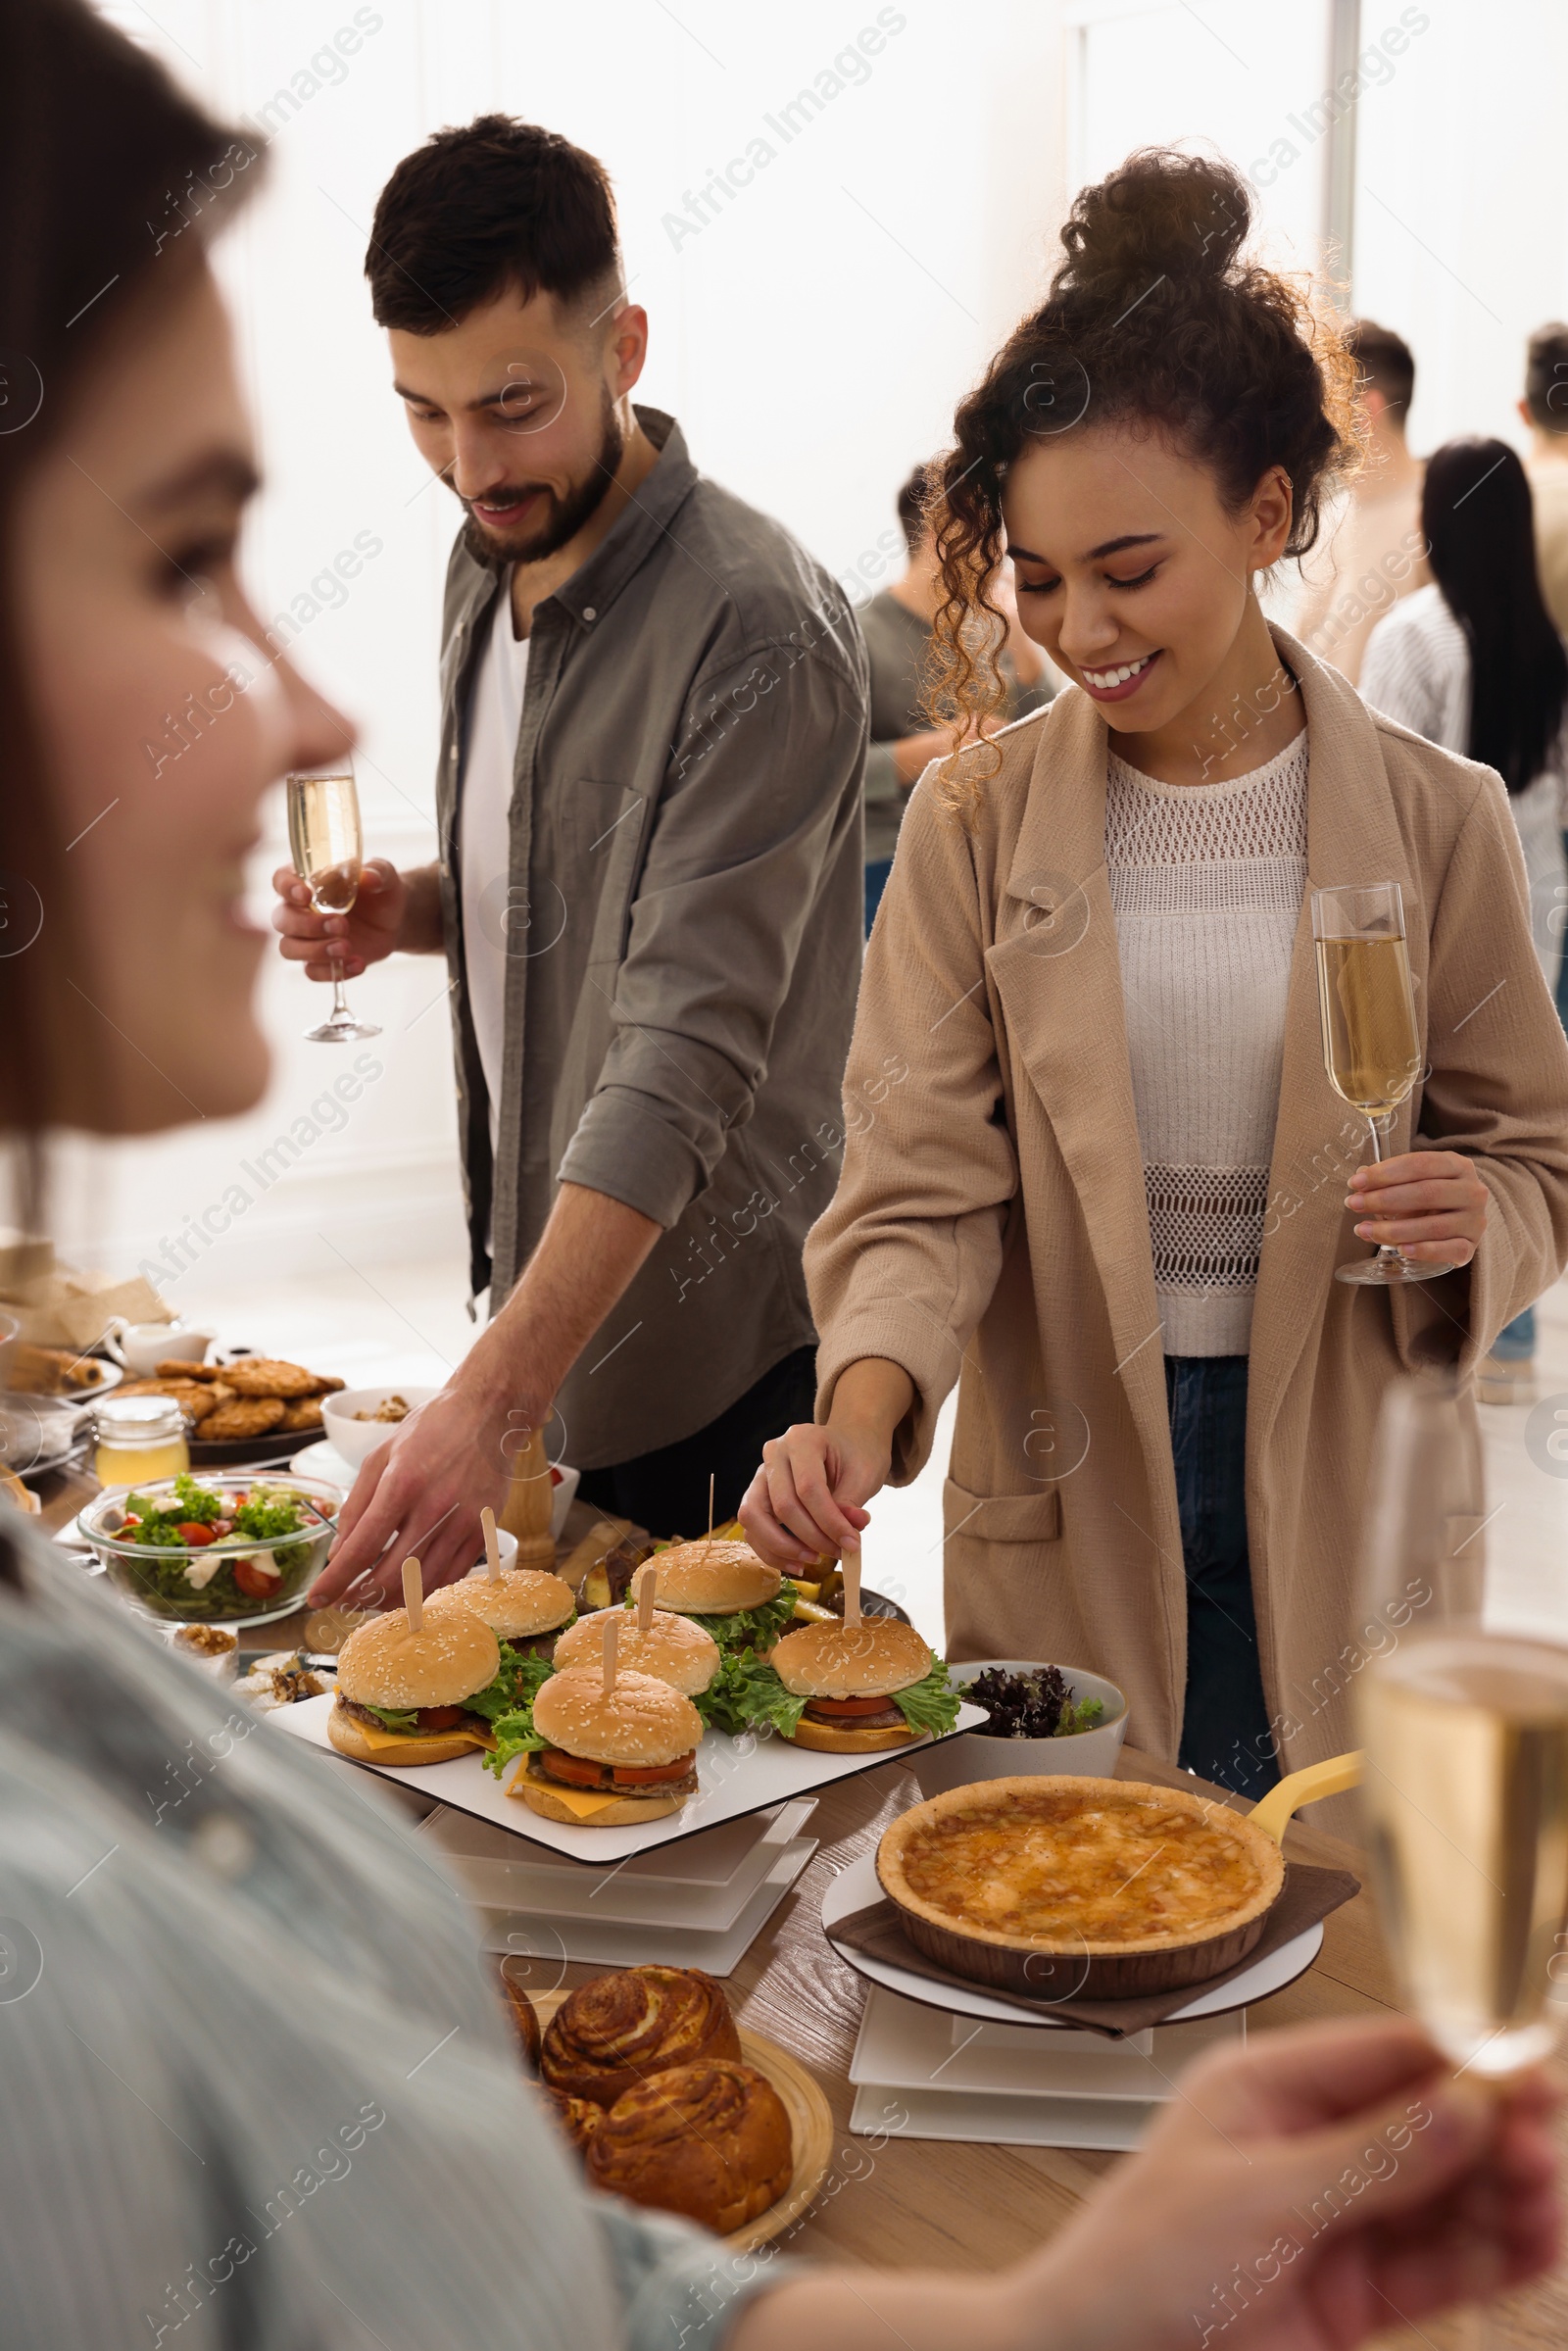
[533,1746,699,1796]
[338,1694,491,1738]
[803,1697,907,1731]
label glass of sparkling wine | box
[285,762,380,1045]
[1312,880,1440,1285]
[1358,1379,1568,2086]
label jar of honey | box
[92,1396,190,1489]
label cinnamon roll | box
[540,1966,741,2107]
[542,2085,604,2157]
[587,2060,794,2234]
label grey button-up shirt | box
[436,410,868,1469]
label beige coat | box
[806,628,1568,1775]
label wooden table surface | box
[32,1461,1566,2344]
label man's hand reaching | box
[309,1380,517,1606]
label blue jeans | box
[1166,1355,1281,1799]
[864,857,893,935]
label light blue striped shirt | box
[0,1509,786,2349]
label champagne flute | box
[1312,879,1437,1285]
[1358,1379,1568,2082]
[285,762,380,1044]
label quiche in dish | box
[877,1777,1285,1997]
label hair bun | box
[1058,148,1250,296]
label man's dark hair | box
[367,115,620,332]
[1525,322,1568,434]
[1346,319,1415,420]
[896,463,934,554]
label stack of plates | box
[824,1852,1321,2150]
[421,1797,818,1976]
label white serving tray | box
[425,1798,818,1930]
[273,1692,986,1864]
[849,2080,1161,2151]
[822,1851,1324,2030]
[477,1842,815,1977]
[849,1982,1243,2101]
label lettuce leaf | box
[355,1700,419,1733]
[679,1590,800,1653]
[466,1644,555,1724]
[890,1659,961,1739]
[696,1649,808,1738]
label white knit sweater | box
[1106,730,1309,1356]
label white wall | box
[66,0,1564,1304]
[69,0,1066,1300]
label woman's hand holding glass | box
[1346,1150,1490,1268]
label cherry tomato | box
[231,1558,281,1599]
[176,1522,215,1546]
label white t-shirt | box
[460,583,529,1167]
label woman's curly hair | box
[925,148,1361,811]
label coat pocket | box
[943,1478,1061,1548]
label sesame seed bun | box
[552,1607,719,1696]
[648,1540,781,1615]
[335,1606,500,1710]
[427,1569,575,1641]
[769,1617,932,1699]
[532,1666,703,1767]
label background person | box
[1296,319,1429,683]
[743,153,1568,1804]
[1519,319,1568,645]
[0,16,1558,2347]
[859,462,1053,929]
[276,121,868,1595]
[1361,436,1568,1406]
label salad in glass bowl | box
[80,1471,339,1625]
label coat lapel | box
[1248,626,1425,1444]
[985,690,1173,1484]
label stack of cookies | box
[117,1357,345,1445]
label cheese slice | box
[505,1775,632,1820]
[351,1717,493,1757]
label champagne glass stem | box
[1364,1112,1411,1276]
[329,970,352,1024]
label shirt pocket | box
[567,781,647,970]
[943,1478,1061,1554]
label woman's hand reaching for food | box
[1346,1149,1489,1267]
[739,1355,914,1569]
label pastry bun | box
[335,1606,499,1709]
[532,1667,701,1766]
[587,2060,794,2233]
[769,1616,932,1697]
[428,1569,574,1641]
[647,1539,781,1614]
[541,1965,741,2107]
[514,1776,690,1825]
[552,1606,718,1695]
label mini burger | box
[427,1568,576,1658]
[619,1540,797,1653]
[329,1605,503,1764]
[516,1666,704,1824]
[552,1605,719,1698]
[765,1618,959,1752]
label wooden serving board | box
[531,1988,833,2251]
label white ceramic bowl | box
[913,1658,1129,1797]
[320,1385,440,1467]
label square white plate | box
[272,1692,986,1864]
[849,2081,1161,2151]
[849,1982,1243,2101]
[476,1841,816,1975]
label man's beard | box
[457,388,625,575]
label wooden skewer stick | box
[480,1504,502,1584]
[636,1562,658,1634]
[707,1472,715,1543]
[602,1608,619,1697]
[402,1554,423,1632]
[841,1544,862,1630]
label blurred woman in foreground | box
[0,8,1556,2345]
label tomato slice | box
[414,1705,464,1731]
[612,1750,696,1787]
[231,1558,281,1599]
[176,1522,215,1546]
[537,1748,608,1788]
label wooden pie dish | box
[876,1775,1287,1999]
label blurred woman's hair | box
[1421,438,1568,794]
[926,149,1359,808]
[0,0,256,1163]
